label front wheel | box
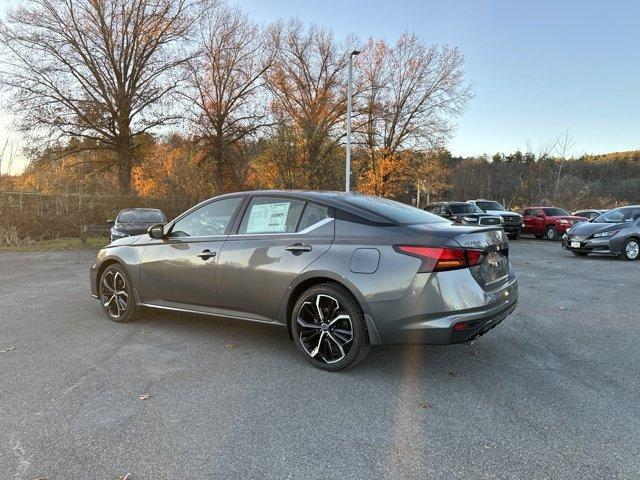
[99,264,140,322]
[507,231,519,240]
[544,226,558,240]
[291,283,370,371]
[622,238,640,261]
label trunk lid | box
[453,228,510,290]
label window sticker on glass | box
[246,202,291,233]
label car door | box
[533,209,547,232]
[138,196,245,312]
[216,196,334,323]
[522,209,534,233]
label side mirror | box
[107,219,115,226]
[148,224,166,239]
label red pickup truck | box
[522,207,588,240]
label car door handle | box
[285,243,312,254]
[197,249,216,260]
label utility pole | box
[345,49,360,192]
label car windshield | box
[594,207,640,224]
[543,208,569,216]
[450,203,483,214]
[117,209,165,223]
[475,201,505,211]
[341,195,446,224]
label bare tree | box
[0,0,202,194]
[265,20,351,189]
[354,34,472,191]
[182,1,272,193]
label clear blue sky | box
[1,0,639,173]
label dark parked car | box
[425,201,502,227]
[467,199,523,239]
[108,208,167,242]
[563,205,640,260]
[572,209,607,221]
[522,207,587,240]
[91,191,518,371]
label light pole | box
[345,49,360,192]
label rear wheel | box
[507,231,519,240]
[99,264,140,322]
[572,251,588,257]
[544,226,557,240]
[291,283,370,371]
[622,238,640,261]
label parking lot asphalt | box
[0,239,639,479]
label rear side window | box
[340,195,445,225]
[298,203,330,231]
[239,197,305,234]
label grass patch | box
[0,236,108,252]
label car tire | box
[98,264,140,323]
[291,283,370,371]
[621,238,640,261]
[572,251,588,257]
[544,226,557,240]
[507,232,519,240]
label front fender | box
[90,244,146,300]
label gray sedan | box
[563,205,640,260]
[90,191,518,370]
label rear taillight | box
[394,245,486,272]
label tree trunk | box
[117,133,133,195]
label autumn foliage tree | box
[183,1,272,193]
[353,34,471,195]
[264,20,351,189]
[0,0,201,194]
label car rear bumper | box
[365,268,518,345]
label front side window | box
[239,197,305,234]
[170,197,242,237]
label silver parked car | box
[563,205,640,260]
[90,191,519,370]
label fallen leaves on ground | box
[558,305,567,310]
[447,371,459,378]
[115,474,131,480]
[225,344,239,349]
[418,402,431,410]
[138,393,151,401]
[0,346,15,354]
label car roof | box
[186,190,399,225]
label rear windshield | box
[450,204,482,214]
[340,195,446,224]
[475,201,505,211]
[543,208,569,217]
[117,209,166,223]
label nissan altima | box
[563,205,640,260]
[90,191,518,370]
